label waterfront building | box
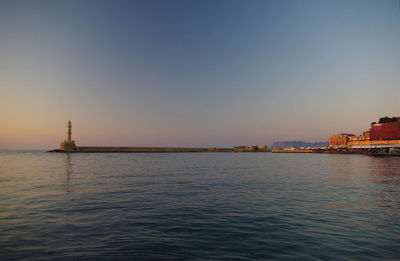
[256,145,268,151]
[370,118,400,140]
[362,131,370,140]
[329,134,356,148]
[234,145,268,152]
[330,117,400,154]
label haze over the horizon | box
[1,0,399,149]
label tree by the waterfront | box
[378,116,398,124]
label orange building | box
[329,133,356,148]
[363,131,370,140]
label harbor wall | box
[50,146,270,153]
[76,146,219,152]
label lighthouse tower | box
[60,120,76,151]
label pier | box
[50,121,268,153]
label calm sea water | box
[0,151,399,260]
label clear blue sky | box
[1,0,399,149]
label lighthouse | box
[60,120,76,151]
[67,120,72,143]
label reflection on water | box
[63,153,73,193]
[327,155,400,212]
[328,155,400,185]
[370,158,400,214]
[373,158,400,184]
[0,151,399,260]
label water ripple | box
[0,151,399,260]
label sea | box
[0,151,399,260]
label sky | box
[1,0,399,149]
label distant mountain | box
[271,141,329,149]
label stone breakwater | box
[54,121,268,153]
[49,146,268,153]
